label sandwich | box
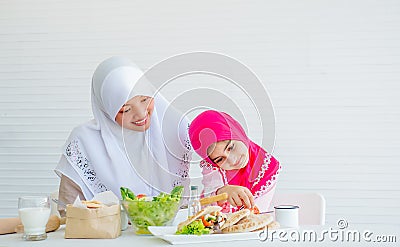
[176,206,226,235]
[176,206,277,235]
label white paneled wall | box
[1,0,399,228]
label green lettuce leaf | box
[175,220,211,235]
[120,187,137,201]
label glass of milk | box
[18,196,51,241]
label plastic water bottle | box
[188,185,201,217]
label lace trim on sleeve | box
[253,164,282,199]
[219,168,228,185]
[65,139,108,194]
[172,124,191,187]
[251,153,272,189]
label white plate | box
[148,226,262,245]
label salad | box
[120,186,184,234]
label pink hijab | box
[189,110,280,197]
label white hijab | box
[55,57,191,199]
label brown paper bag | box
[65,204,121,239]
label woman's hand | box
[216,185,255,209]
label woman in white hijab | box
[55,57,191,208]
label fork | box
[238,205,273,214]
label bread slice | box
[220,209,250,230]
[81,200,103,208]
[222,214,273,233]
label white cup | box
[18,196,51,241]
[274,205,299,228]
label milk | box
[18,207,50,234]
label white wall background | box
[1,0,399,228]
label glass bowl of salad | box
[120,186,184,235]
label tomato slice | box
[137,194,146,199]
[251,206,260,214]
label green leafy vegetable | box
[175,220,211,235]
[120,187,136,201]
[120,186,184,234]
[170,185,184,197]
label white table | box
[1,210,398,246]
[1,224,398,247]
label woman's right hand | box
[216,185,255,209]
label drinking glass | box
[18,196,50,241]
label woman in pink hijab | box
[189,110,281,212]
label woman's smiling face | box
[115,95,154,132]
[207,140,249,170]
